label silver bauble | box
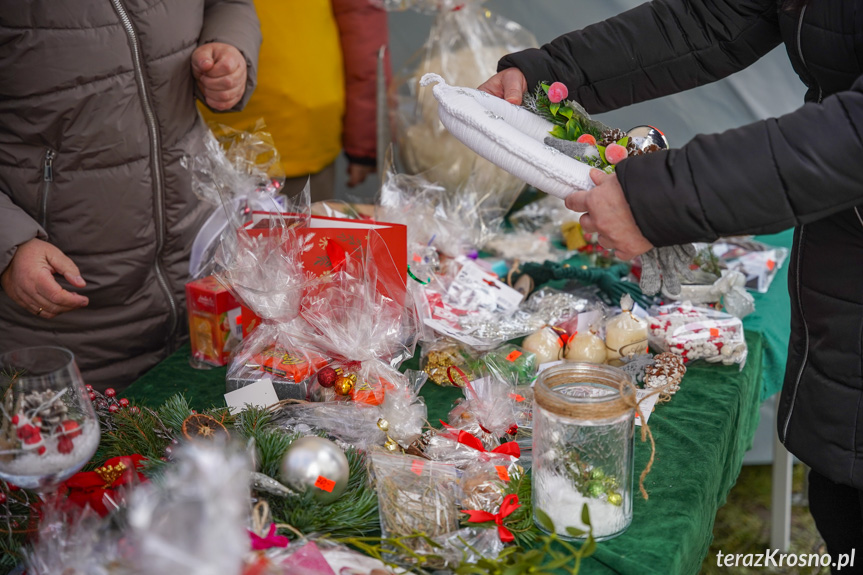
[279,436,350,504]
[626,125,669,151]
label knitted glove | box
[640,245,697,297]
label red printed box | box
[186,276,243,366]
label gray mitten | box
[639,244,697,297]
[639,249,662,296]
[543,136,600,161]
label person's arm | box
[196,0,262,112]
[332,0,389,186]
[617,73,863,247]
[498,0,782,114]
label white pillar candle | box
[565,332,607,364]
[522,326,564,365]
[605,295,648,362]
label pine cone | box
[22,390,69,430]
[598,128,626,148]
[644,352,686,395]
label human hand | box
[565,169,654,261]
[477,67,527,105]
[347,163,375,188]
[192,42,247,111]
[0,238,89,319]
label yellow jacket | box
[201,0,388,177]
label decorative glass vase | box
[532,362,634,541]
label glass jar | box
[532,362,634,541]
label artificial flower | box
[60,454,147,516]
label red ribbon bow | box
[462,494,521,543]
[439,420,521,458]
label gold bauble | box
[334,375,355,396]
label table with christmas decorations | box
[0,22,795,574]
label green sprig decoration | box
[522,82,604,142]
[455,506,597,575]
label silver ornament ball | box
[279,436,350,504]
[626,125,669,151]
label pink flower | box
[547,82,568,103]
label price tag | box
[709,328,720,338]
[495,466,510,482]
[411,459,425,476]
[506,350,523,362]
[412,253,422,263]
[509,393,526,402]
[314,475,336,493]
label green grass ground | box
[701,464,829,574]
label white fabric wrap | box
[421,73,595,198]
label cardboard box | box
[185,276,242,366]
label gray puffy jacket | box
[0,0,261,390]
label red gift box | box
[186,276,243,366]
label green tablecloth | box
[123,230,793,575]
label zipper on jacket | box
[796,5,823,103]
[781,225,810,442]
[39,149,55,231]
[110,0,179,339]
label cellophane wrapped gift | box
[447,376,519,452]
[648,302,748,369]
[215,192,327,400]
[301,232,421,408]
[387,0,537,249]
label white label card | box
[635,388,660,427]
[224,376,280,414]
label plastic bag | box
[482,344,537,387]
[507,195,579,235]
[447,376,518,450]
[301,235,420,406]
[388,0,537,248]
[420,338,481,387]
[648,302,748,369]
[704,237,789,293]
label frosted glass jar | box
[532,362,634,541]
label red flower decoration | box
[61,454,147,516]
[249,523,289,551]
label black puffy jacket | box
[500,0,863,488]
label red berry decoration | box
[0,492,6,505]
[105,388,116,398]
[605,143,629,165]
[119,398,130,408]
[89,392,96,401]
[108,404,120,413]
[85,384,93,392]
[6,483,19,492]
[317,367,338,388]
[130,406,140,415]
[577,134,597,146]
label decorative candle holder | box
[532,362,635,541]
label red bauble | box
[108,404,119,413]
[88,392,96,401]
[317,367,338,388]
[105,388,116,398]
[119,398,130,408]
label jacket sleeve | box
[498,0,781,114]
[616,73,863,247]
[0,192,45,274]
[332,0,390,165]
[199,0,262,112]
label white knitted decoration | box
[420,73,596,198]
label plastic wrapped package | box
[369,450,462,567]
[482,344,537,387]
[703,237,789,293]
[423,426,520,471]
[507,195,579,235]
[301,236,420,407]
[648,303,748,369]
[483,231,561,264]
[266,538,396,574]
[376,161,473,258]
[447,376,518,451]
[387,0,537,249]
[420,338,482,387]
